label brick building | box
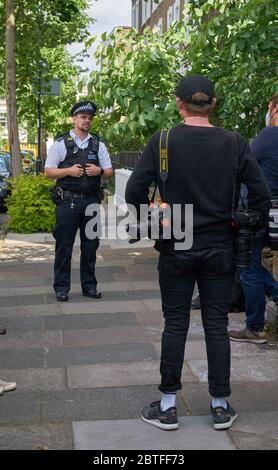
[131,0,186,34]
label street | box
[0,235,278,450]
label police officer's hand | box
[69,164,84,177]
[85,164,102,176]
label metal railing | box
[111,151,141,170]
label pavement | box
[0,232,278,450]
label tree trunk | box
[5,0,23,177]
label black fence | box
[111,151,141,170]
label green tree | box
[89,0,277,152]
[0,0,92,173]
[185,0,278,138]
[88,24,187,152]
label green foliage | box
[88,0,277,150]
[185,0,278,138]
[6,174,55,233]
[0,0,92,138]
[88,25,187,152]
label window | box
[167,5,174,29]
[132,0,139,29]
[173,0,180,22]
[142,0,151,24]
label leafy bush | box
[6,174,55,233]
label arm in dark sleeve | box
[238,136,271,221]
[125,135,157,212]
[250,128,268,164]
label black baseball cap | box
[71,101,97,117]
[175,74,215,105]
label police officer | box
[45,101,113,302]
[125,75,270,431]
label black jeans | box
[53,196,100,294]
[158,246,234,398]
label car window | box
[0,157,8,172]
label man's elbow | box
[44,168,50,178]
[105,168,113,180]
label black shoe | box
[0,327,6,335]
[211,402,238,430]
[191,294,201,310]
[141,401,179,430]
[83,289,102,299]
[56,292,68,302]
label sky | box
[68,0,132,73]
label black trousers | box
[53,196,100,294]
[158,245,234,398]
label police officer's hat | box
[71,101,97,117]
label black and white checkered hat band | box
[73,103,95,115]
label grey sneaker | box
[229,328,268,344]
[211,402,238,430]
[0,386,3,396]
[141,401,179,430]
[0,380,17,392]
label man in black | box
[125,75,270,431]
[45,101,113,302]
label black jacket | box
[125,124,271,251]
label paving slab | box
[0,343,158,369]
[0,423,73,450]
[67,361,198,390]
[229,412,278,450]
[0,294,46,308]
[0,368,66,391]
[135,311,164,328]
[0,316,44,333]
[63,326,163,348]
[181,382,278,415]
[155,339,272,361]
[41,385,189,423]
[0,391,41,425]
[229,430,278,450]
[25,304,60,317]
[0,306,25,318]
[188,356,278,382]
[59,300,146,315]
[0,331,63,350]
[44,312,137,330]
[73,416,235,450]
[45,343,158,368]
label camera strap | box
[159,129,170,202]
[149,129,170,204]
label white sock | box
[160,393,177,411]
[212,398,228,409]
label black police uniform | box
[53,132,102,296]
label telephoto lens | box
[269,199,278,250]
[233,228,253,268]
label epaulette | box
[55,132,71,143]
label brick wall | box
[132,0,186,34]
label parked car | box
[0,151,11,163]
[0,155,12,209]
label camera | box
[269,199,278,250]
[126,203,170,244]
[230,210,262,268]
